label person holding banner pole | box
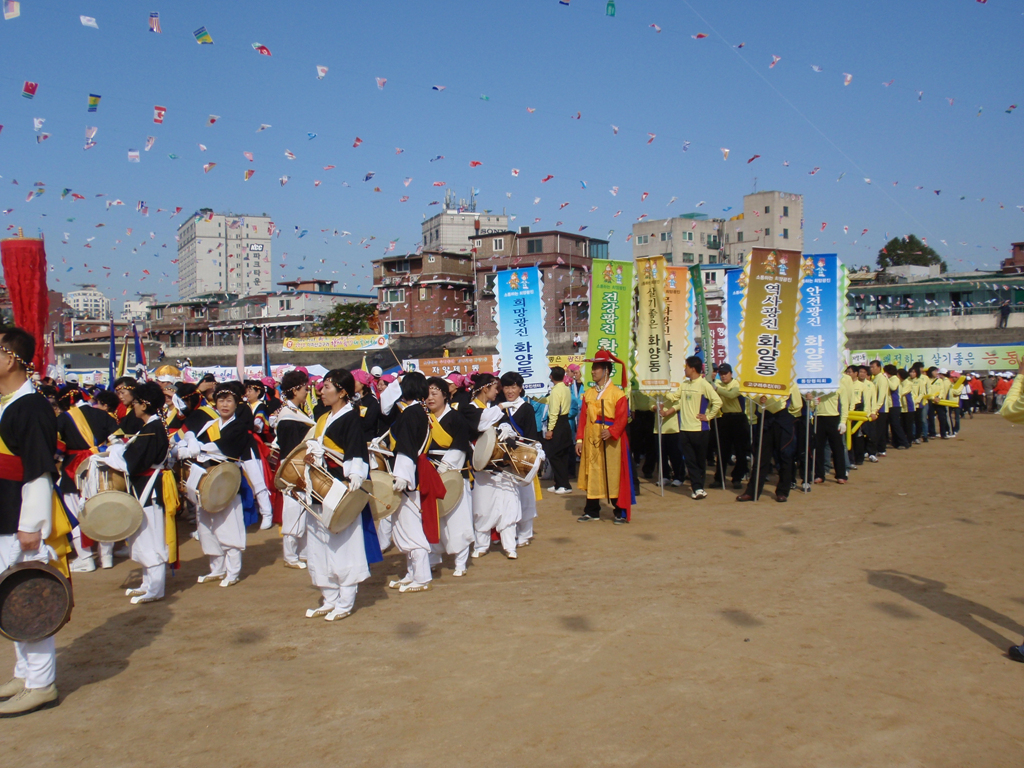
[737,384,802,503]
[869,360,892,457]
[713,364,749,490]
[576,351,633,523]
[813,386,849,485]
[658,357,721,500]
[540,366,574,494]
[648,394,682,491]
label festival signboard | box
[721,266,746,368]
[707,321,728,368]
[282,334,388,352]
[404,355,497,376]
[584,259,634,381]
[635,256,671,392]
[736,248,804,396]
[663,266,694,388]
[494,267,549,393]
[851,346,1024,371]
[794,254,843,392]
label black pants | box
[901,410,916,444]
[814,415,847,480]
[870,410,888,455]
[888,405,909,448]
[547,414,574,491]
[934,405,950,438]
[659,432,686,483]
[714,413,750,484]
[679,430,710,492]
[633,410,657,476]
[850,407,867,465]
[745,413,796,499]
[584,497,624,518]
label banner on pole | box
[663,266,694,388]
[736,248,804,396]
[282,334,388,352]
[495,267,549,393]
[851,345,1024,370]
[722,266,746,368]
[584,259,634,380]
[795,254,842,392]
[708,321,728,368]
[635,256,671,392]
[689,265,713,375]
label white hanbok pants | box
[517,483,537,546]
[281,495,306,564]
[305,504,369,611]
[197,494,245,580]
[391,491,432,584]
[471,470,521,555]
[433,478,473,571]
[128,502,168,598]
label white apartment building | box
[121,293,155,321]
[176,210,273,299]
[421,190,508,254]
[632,190,804,266]
[67,284,111,320]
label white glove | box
[102,443,128,472]
[497,423,516,441]
[393,476,410,493]
[305,440,325,461]
[200,440,220,454]
[348,478,364,494]
[838,423,847,435]
[435,463,452,475]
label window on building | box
[737,231,744,242]
[444,318,462,333]
[663,252,673,264]
[384,320,405,334]
[419,287,432,301]
[527,238,543,254]
[492,237,505,251]
[705,271,715,284]
[764,205,771,214]
[635,235,648,245]
[764,228,771,237]
[462,289,472,302]
[660,232,671,242]
[474,239,482,247]
[683,253,695,263]
[393,260,410,273]
[783,206,789,217]
[782,228,789,239]
[684,231,693,242]
[385,288,405,304]
[698,254,705,264]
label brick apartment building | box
[372,251,475,336]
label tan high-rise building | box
[176,210,273,298]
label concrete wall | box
[845,312,1024,349]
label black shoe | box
[577,514,600,523]
[1008,645,1024,663]
[613,515,628,525]
[732,480,744,489]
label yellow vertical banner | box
[663,266,694,388]
[634,256,671,392]
[736,248,804,397]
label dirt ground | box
[4,413,1024,767]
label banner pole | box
[713,418,726,491]
[600,398,611,506]
[753,404,766,502]
[810,409,817,486]
[802,399,813,493]
[656,395,664,497]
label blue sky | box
[0,0,1020,310]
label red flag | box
[153,105,167,124]
[747,154,761,163]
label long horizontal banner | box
[852,346,1024,370]
[282,334,388,352]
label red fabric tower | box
[0,237,49,372]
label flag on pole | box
[87,94,101,112]
[361,355,369,373]
[193,26,213,44]
[261,327,270,377]
[107,319,116,386]
[148,12,161,33]
[236,333,245,382]
[132,322,146,367]
[116,335,130,379]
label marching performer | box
[384,372,448,589]
[244,379,274,444]
[271,370,314,569]
[499,371,545,547]
[100,382,171,604]
[575,351,634,523]
[351,369,382,441]
[0,328,64,717]
[737,384,803,503]
[55,386,119,572]
[424,377,474,576]
[462,372,522,558]
[153,365,185,432]
[113,376,145,436]
[174,382,268,586]
[303,369,379,620]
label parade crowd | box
[0,320,1012,717]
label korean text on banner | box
[635,257,671,392]
[663,266,694,388]
[404,355,498,376]
[584,259,634,378]
[736,248,804,396]
[795,254,842,392]
[495,267,549,393]
[852,345,1024,371]
[282,334,388,352]
[689,265,713,375]
[722,266,746,367]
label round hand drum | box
[0,562,74,642]
[363,470,400,521]
[436,470,465,516]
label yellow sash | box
[204,420,222,442]
[161,470,179,565]
[48,492,73,577]
[67,406,100,454]
[427,413,454,450]
[314,413,343,453]
[164,406,179,426]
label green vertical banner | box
[585,259,634,384]
[689,265,713,379]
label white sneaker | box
[868,455,878,463]
[452,569,467,577]
[219,577,239,588]
[505,550,518,560]
[100,555,114,569]
[471,549,488,559]
[554,487,573,495]
[190,530,200,540]
[691,489,708,500]
[70,557,96,573]
[324,608,351,622]
[259,516,273,531]
[546,486,557,493]
[671,479,684,487]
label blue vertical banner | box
[795,254,841,391]
[722,267,746,367]
[495,266,549,394]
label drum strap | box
[426,413,454,450]
[67,406,100,455]
[0,434,24,481]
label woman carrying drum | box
[302,369,380,621]
[101,382,171,604]
[271,370,314,570]
[463,373,523,560]
[424,376,474,577]
[351,369,382,442]
[498,372,544,549]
